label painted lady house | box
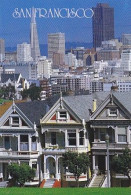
[0,92,131,187]
[89,92,131,187]
[0,100,41,185]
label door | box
[3,163,8,181]
[4,137,10,150]
[98,155,105,174]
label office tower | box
[30,7,40,61]
[48,33,65,67]
[122,34,131,45]
[0,39,5,62]
[121,49,131,71]
[92,3,114,48]
[17,42,32,63]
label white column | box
[0,163,3,179]
[92,155,95,170]
[44,156,47,179]
[29,161,32,167]
[105,156,107,171]
[56,156,59,180]
[65,130,68,147]
[29,134,31,152]
[127,127,130,144]
[76,129,79,147]
[115,126,117,143]
[18,135,20,151]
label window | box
[109,108,117,116]
[20,135,28,151]
[12,117,19,127]
[59,111,67,119]
[32,136,36,142]
[20,135,28,142]
[68,131,76,146]
[5,136,10,149]
[100,129,105,141]
[51,132,56,145]
[79,131,84,145]
[118,135,127,142]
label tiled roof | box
[0,101,13,117]
[1,92,131,126]
[0,100,26,118]
[63,92,109,121]
[16,95,60,125]
[1,73,20,83]
[113,92,131,114]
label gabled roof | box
[113,92,131,114]
[0,100,26,118]
[3,92,131,127]
[90,92,131,120]
[1,73,20,83]
[16,95,60,125]
[63,92,109,121]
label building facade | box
[48,33,65,67]
[0,39,5,62]
[0,92,131,187]
[17,43,32,63]
[92,3,114,48]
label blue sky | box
[0,0,131,47]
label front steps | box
[90,174,105,187]
[43,179,55,188]
[40,179,61,188]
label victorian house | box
[89,92,131,187]
[0,100,41,185]
[0,91,131,187]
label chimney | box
[93,99,97,112]
[111,85,118,92]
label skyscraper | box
[0,39,5,62]
[48,33,65,67]
[30,7,40,61]
[17,42,32,63]
[92,3,114,48]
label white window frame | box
[57,110,68,121]
[118,134,127,143]
[67,130,76,146]
[108,108,118,116]
[10,115,20,127]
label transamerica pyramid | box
[30,7,40,61]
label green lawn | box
[0,188,130,195]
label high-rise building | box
[121,49,131,71]
[48,33,65,67]
[92,3,114,48]
[17,42,32,63]
[0,39,5,62]
[122,34,131,46]
[30,7,40,61]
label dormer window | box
[109,108,117,116]
[57,110,68,121]
[60,111,67,119]
[10,115,20,127]
[12,117,19,127]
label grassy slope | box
[0,188,130,195]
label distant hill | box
[6,42,93,57]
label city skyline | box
[0,0,131,47]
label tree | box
[111,148,131,186]
[8,163,35,187]
[21,86,42,101]
[62,152,90,187]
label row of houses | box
[0,91,131,187]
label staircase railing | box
[87,173,97,187]
[99,175,106,187]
